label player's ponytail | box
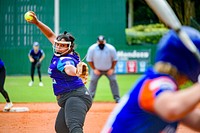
[154,61,180,81]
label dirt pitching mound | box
[0,102,199,133]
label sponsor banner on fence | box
[115,50,151,74]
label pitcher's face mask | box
[53,31,75,56]
[53,39,71,56]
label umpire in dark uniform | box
[28,42,45,87]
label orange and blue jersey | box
[102,68,179,133]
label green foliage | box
[0,75,141,103]
[126,23,169,45]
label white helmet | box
[53,31,75,56]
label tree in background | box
[126,0,159,27]
[127,0,200,27]
[168,0,195,25]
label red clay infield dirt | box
[0,102,199,133]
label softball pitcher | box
[102,26,200,133]
[26,11,92,133]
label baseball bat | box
[145,0,200,62]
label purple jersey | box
[0,59,4,68]
[48,53,84,96]
[102,68,179,133]
[28,49,44,62]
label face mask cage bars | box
[53,40,72,56]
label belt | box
[56,87,83,100]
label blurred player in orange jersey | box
[102,26,200,133]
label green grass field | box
[0,74,141,103]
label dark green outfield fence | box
[0,0,54,75]
[0,0,156,75]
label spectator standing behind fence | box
[28,42,45,87]
[86,35,120,103]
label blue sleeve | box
[139,77,177,112]
[57,57,75,72]
[28,49,32,56]
[39,50,45,59]
[0,59,4,68]
[40,50,45,55]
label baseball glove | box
[76,62,89,84]
[35,61,41,67]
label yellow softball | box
[24,11,33,21]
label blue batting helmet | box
[156,26,200,82]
